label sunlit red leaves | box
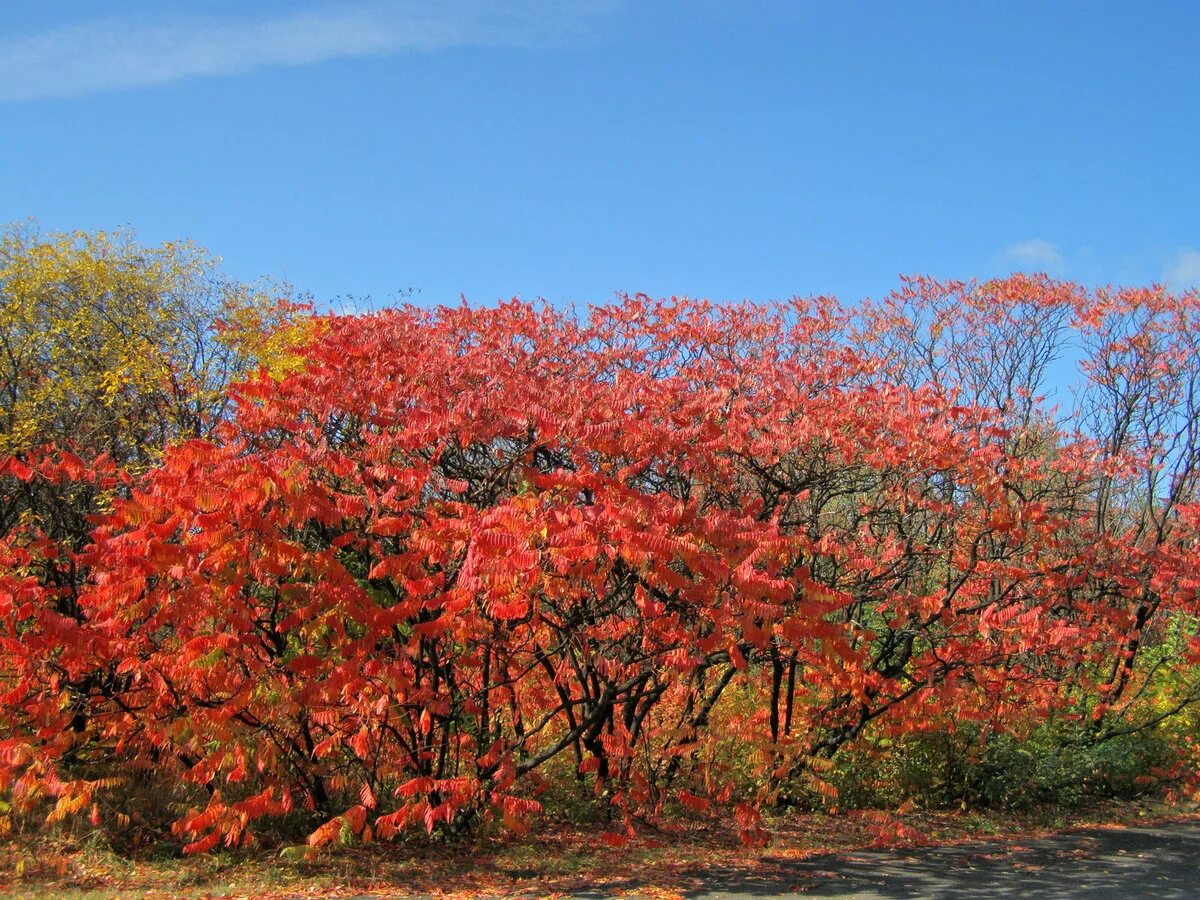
[1,279,1198,851]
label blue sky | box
[2,1,1198,309]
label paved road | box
[665,822,1200,899]
[331,823,1200,900]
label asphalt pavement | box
[670,822,1200,899]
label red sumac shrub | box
[2,280,1198,848]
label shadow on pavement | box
[664,824,1200,899]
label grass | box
[1,799,1197,898]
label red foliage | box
[2,279,1198,849]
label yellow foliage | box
[216,292,324,380]
[0,223,312,464]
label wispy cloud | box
[1005,238,1064,269]
[0,1,612,102]
[1164,248,1200,290]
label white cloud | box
[1005,238,1064,269]
[1164,248,1200,290]
[0,1,612,102]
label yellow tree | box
[0,224,311,461]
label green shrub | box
[827,719,1181,812]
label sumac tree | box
[1,278,1198,849]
